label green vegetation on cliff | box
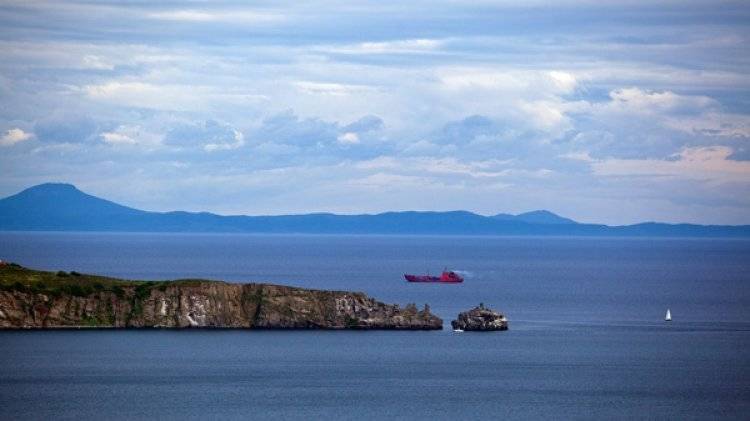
[0,263,194,299]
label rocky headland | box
[451,303,508,331]
[0,263,442,330]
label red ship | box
[404,270,463,283]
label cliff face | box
[0,265,441,330]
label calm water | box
[1,232,749,419]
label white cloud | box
[547,71,577,93]
[438,68,578,95]
[429,68,581,133]
[81,55,114,70]
[100,125,162,148]
[147,10,284,24]
[322,38,443,55]
[337,132,360,144]
[83,81,266,111]
[0,128,32,146]
[294,81,377,97]
[205,130,245,152]
[101,132,135,145]
[438,69,520,91]
[520,100,568,130]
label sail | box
[665,309,672,321]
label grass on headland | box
[0,262,206,298]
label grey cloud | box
[437,115,496,145]
[429,114,556,164]
[163,120,243,151]
[251,111,391,160]
[33,117,104,143]
[342,115,384,133]
[727,142,750,161]
[256,110,338,148]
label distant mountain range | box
[0,183,748,237]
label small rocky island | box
[451,303,508,331]
[0,263,441,330]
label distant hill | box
[493,210,577,225]
[0,183,748,237]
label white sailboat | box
[665,309,672,322]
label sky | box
[1,0,749,225]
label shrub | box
[344,315,360,328]
[11,281,28,292]
[111,286,125,299]
[82,315,100,327]
[134,283,152,301]
[56,271,69,277]
[30,282,48,294]
[64,284,93,297]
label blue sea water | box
[1,232,749,419]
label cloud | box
[34,118,100,144]
[592,146,750,183]
[293,81,377,97]
[0,128,32,146]
[605,88,716,115]
[438,69,578,96]
[437,115,496,145]
[322,38,444,55]
[147,9,285,24]
[84,81,268,111]
[81,55,115,70]
[100,125,162,148]
[564,88,750,161]
[337,132,359,144]
[101,131,135,145]
[342,115,384,133]
[163,120,244,152]
[206,130,244,152]
[255,111,338,147]
[256,111,373,147]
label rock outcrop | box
[0,264,441,330]
[451,303,508,331]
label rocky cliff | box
[0,263,442,330]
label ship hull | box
[404,274,463,283]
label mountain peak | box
[0,183,144,230]
[493,210,577,225]
[21,182,81,194]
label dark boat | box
[404,270,463,283]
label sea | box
[0,232,748,420]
